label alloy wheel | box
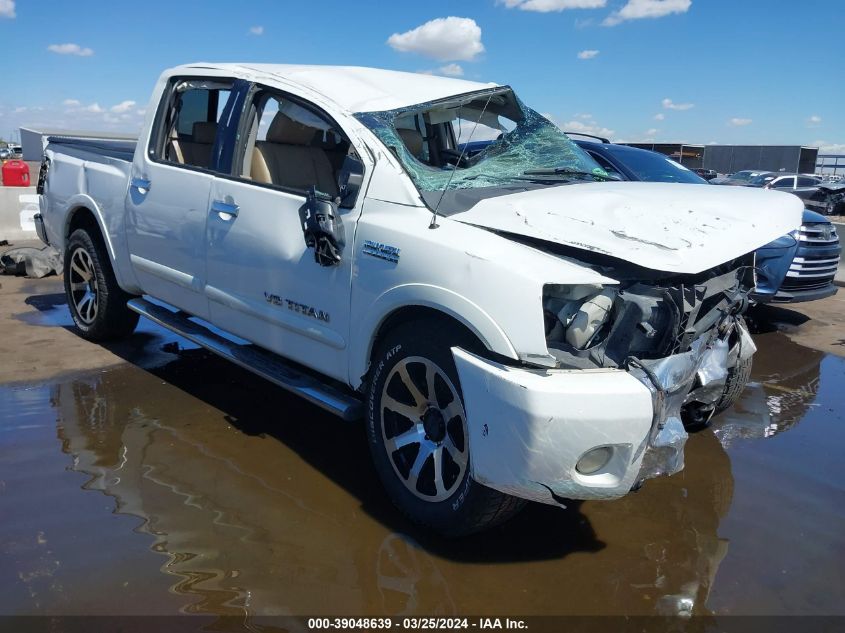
[68,247,98,325]
[380,356,468,502]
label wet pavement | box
[1,283,845,619]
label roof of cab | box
[177,63,501,114]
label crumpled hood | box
[451,182,804,274]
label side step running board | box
[127,298,363,421]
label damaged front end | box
[543,255,757,486]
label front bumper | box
[454,348,654,504]
[452,321,750,506]
[752,283,837,304]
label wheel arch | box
[64,195,114,259]
[63,195,139,293]
[350,285,519,392]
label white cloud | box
[603,0,692,26]
[557,116,615,139]
[662,97,694,111]
[654,113,665,120]
[387,17,484,61]
[136,108,147,116]
[48,43,94,57]
[110,100,136,113]
[438,63,464,77]
[13,106,26,113]
[0,0,16,18]
[577,49,600,59]
[2,101,148,135]
[249,25,264,35]
[807,115,822,127]
[418,63,465,77]
[644,127,659,136]
[62,99,81,107]
[812,141,845,154]
[729,117,752,126]
[501,0,606,12]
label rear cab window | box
[149,77,239,172]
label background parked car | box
[711,169,768,185]
[745,172,822,190]
[694,168,718,180]
[566,136,840,303]
[790,178,845,216]
[0,147,11,160]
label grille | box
[785,223,840,285]
[781,277,834,291]
[797,223,840,247]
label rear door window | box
[151,78,237,172]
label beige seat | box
[397,128,424,159]
[181,121,217,168]
[251,113,337,195]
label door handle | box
[211,199,239,219]
[130,177,151,193]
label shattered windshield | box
[355,87,606,193]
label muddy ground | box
[1,269,844,620]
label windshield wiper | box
[522,167,620,181]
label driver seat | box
[251,112,338,195]
[397,128,425,160]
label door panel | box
[203,86,359,382]
[125,77,245,318]
[205,179,354,381]
[126,162,214,318]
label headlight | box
[543,284,613,351]
[543,282,680,369]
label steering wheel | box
[440,148,472,168]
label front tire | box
[64,228,139,341]
[714,354,753,414]
[366,320,524,537]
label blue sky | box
[1,0,842,153]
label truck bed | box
[45,136,137,163]
[40,135,138,253]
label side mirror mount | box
[338,155,364,209]
[302,186,344,267]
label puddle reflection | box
[1,326,840,618]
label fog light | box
[576,446,613,475]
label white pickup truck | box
[36,63,801,536]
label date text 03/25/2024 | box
[307,617,528,630]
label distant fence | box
[817,154,845,177]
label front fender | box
[349,283,518,390]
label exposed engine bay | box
[543,254,756,371]
[543,253,757,480]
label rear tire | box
[64,228,139,341]
[366,319,525,537]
